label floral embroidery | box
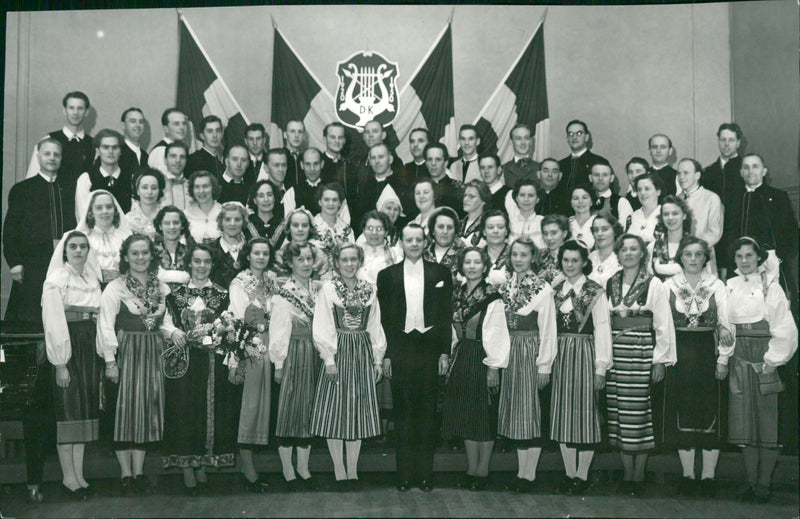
[535,248,560,285]
[124,273,162,330]
[277,278,320,323]
[232,269,274,309]
[332,274,373,310]
[553,278,602,333]
[500,271,544,314]
[607,268,652,312]
[673,276,714,328]
[453,281,500,326]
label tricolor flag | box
[474,12,549,163]
[177,14,249,152]
[269,26,336,151]
[392,21,457,163]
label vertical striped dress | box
[605,270,675,452]
[550,277,608,445]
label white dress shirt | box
[403,258,431,333]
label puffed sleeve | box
[312,283,338,366]
[592,290,613,375]
[763,282,799,367]
[74,173,92,223]
[534,285,558,374]
[481,299,510,369]
[96,280,122,362]
[42,278,71,366]
[649,278,677,366]
[228,278,249,319]
[367,292,387,367]
[269,295,294,369]
[713,279,735,365]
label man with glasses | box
[557,119,607,194]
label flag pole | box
[179,13,250,124]
[472,9,546,124]
[398,17,452,98]
[271,21,336,102]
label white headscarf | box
[375,184,405,217]
[46,229,103,282]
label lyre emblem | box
[335,51,399,130]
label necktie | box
[107,176,116,188]
[518,158,530,168]
[463,160,470,174]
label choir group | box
[3,92,798,506]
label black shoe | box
[81,483,96,497]
[418,480,433,492]
[457,474,475,489]
[616,480,634,495]
[27,486,45,503]
[183,484,198,497]
[570,477,591,496]
[699,477,717,498]
[242,475,267,493]
[120,476,133,496]
[631,481,646,497]
[558,476,574,494]
[397,480,412,492]
[62,484,87,501]
[298,476,313,491]
[753,484,771,504]
[469,476,488,492]
[133,475,149,495]
[677,476,696,496]
[737,483,756,503]
[504,476,522,492]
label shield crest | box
[335,51,399,130]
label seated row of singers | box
[39,184,796,500]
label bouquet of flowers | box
[211,311,268,384]
[162,297,218,379]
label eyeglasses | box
[567,131,585,137]
[365,226,385,232]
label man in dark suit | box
[402,127,430,184]
[426,143,463,216]
[74,129,132,217]
[283,119,306,189]
[479,153,511,212]
[355,143,408,226]
[377,223,453,492]
[623,157,649,211]
[321,122,358,205]
[558,119,607,195]
[449,124,481,183]
[244,122,269,185]
[536,158,569,217]
[4,138,75,327]
[119,107,149,175]
[647,134,677,197]
[292,147,325,215]
[218,144,251,204]
[501,123,539,188]
[185,115,225,179]
[702,122,744,212]
[148,108,188,176]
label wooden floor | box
[2,470,798,518]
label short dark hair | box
[161,108,184,126]
[61,230,89,262]
[541,213,570,235]
[165,140,189,159]
[657,194,693,236]
[481,209,510,239]
[424,142,449,162]
[132,168,166,201]
[633,173,663,194]
[591,213,624,240]
[247,180,276,213]
[409,128,431,141]
[198,115,223,138]
[590,158,614,177]
[717,122,743,140]
[245,122,266,136]
[62,91,90,109]
[648,134,673,149]
[457,246,491,277]
[613,233,648,268]
[730,236,769,266]
[360,210,392,235]
[428,206,459,238]
[240,237,273,271]
[118,234,159,274]
[315,181,346,205]
[743,152,766,167]
[558,239,593,276]
[625,156,650,173]
[565,119,588,134]
[188,170,222,201]
[478,153,501,168]
[283,241,317,272]
[224,144,248,160]
[184,243,215,271]
[401,222,426,240]
[154,205,193,244]
[677,157,703,175]
[267,147,290,162]
[570,183,598,207]
[459,124,479,137]
[323,121,346,137]
[676,236,712,268]
[94,128,123,149]
[509,123,532,139]
[121,107,143,122]
[512,176,542,201]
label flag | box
[474,12,549,163]
[269,26,336,151]
[177,14,249,152]
[391,21,457,164]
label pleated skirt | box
[114,330,165,444]
[54,320,101,443]
[728,324,777,447]
[275,327,320,439]
[309,330,380,440]
[238,355,271,445]
[497,330,541,440]
[607,330,655,452]
[441,338,497,442]
[550,333,601,445]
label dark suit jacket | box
[648,164,678,197]
[119,142,149,177]
[558,150,607,195]
[186,148,224,180]
[376,260,453,362]
[502,158,539,188]
[702,156,743,210]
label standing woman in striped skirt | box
[605,234,676,495]
[441,247,511,491]
[497,238,557,493]
[550,240,612,496]
[269,242,322,489]
[310,242,386,488]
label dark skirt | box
[728,322,778,448]
[441,338,497,442]
[498,331,541,441]
[550,333,602,445]
[607,322,656,452]
[309,330,380,440]
[275,326,320,440]
[114,329,165,444]
[54,320,101,443]
[162,348,236,468]
[661,329,727,449]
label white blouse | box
[727,271,798,367]
[126,201,164,239]
[569,214,596,250]
[185,201,222,243]
[587,250,622,288]
[355,234,403,285]
[88,226,130,274]
[557,274,613,375]
[628,205,660,244]
[312,280,386,368]
[42,264,102,366]
[608,276,677,365]
[507,204,545,248]
[268,279,320,369]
